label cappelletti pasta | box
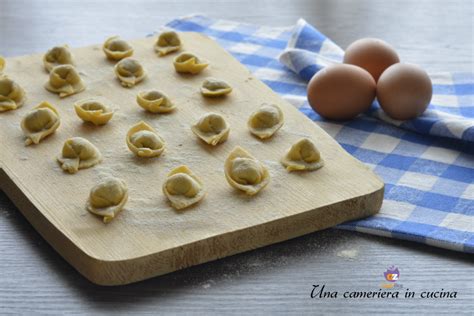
[163,165,205,210]
[103,36,134,61]
[87,177,128,223]
[281,138,324,172]
[0,77,26,112]
[21,101,60,146]
[191,112,230,146]
[155,31,181,56]
[44,64,85,98]
[136,90,175,113]
[114,58,146,88]
[248,103,284,139]
[201,78,232,97]
[224,146,270,195]
[173,52,208,74]
[126,121,165,158]
[43,45,75,72]
[74,99,114,125]
[57,137,102,174]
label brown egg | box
[343,38,400,82]
[307,64,376,120]
[377,63,432,120]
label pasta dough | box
[136,90,175,113]
[114,58,147,88]
[126,121,165,158]
[173,52,208,74]
[0,56,5,73]
[163,165,205,210]
[201,78,232,97]
[281,138,324,172]
[248,103,284,139]
[57,137,102,174]
[103,36,134,61]
[0,77,26,112]
[74,99,114,125]
[191,112,230,146]
[87,177,128,223]
[224,146,270,195]
[44,65,85,98]
[21,101,60,146]
[43,45,75,72]
[155,31,181,56]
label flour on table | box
[336,248,359,260]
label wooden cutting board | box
[0,32,384,286]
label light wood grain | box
[0,33,383,285]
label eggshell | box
[307,64,376,120]
[377,63,432,120]
[343,38,400,82]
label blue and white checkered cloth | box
[164,15,474,253]
[280,19,474,142]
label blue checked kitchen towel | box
[164,15,474,253]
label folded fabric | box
[280,19,474,142]
[164,15,474,253]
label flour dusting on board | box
[264,159,287,179]
[284,128,312,139]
